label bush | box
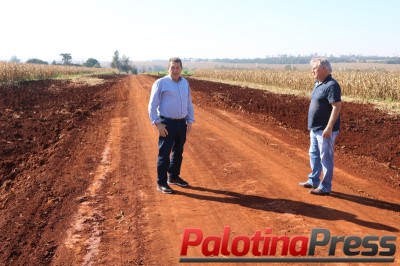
[26,58,49,65]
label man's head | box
[168,57,183,81]
[310,58,332,82]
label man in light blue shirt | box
[148,57,195,194]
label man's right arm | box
[322,101,341,138]
[148,81,162,124]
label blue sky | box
[1,0,399,63]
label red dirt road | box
[0,75,399,265]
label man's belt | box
[160,116,186,121]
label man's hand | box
[155,123,168,137]
[322,127,333,138]
[187,123,192,134]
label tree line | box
[8,50,138,74]
[188,54,400,64]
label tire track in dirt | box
[59,116,125,265]
[92,75,153,265]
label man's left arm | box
[186,86,195,123]
[186,86,195,134]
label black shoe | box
[167,176,189,187]
[157,184,173,194]
[310,188,330,196]
[299,181,318,189]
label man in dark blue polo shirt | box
[299,58,342,195]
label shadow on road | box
[330,191,400,212]
[175,186,398,232]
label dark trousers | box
[157,119,187,186]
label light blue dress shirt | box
[148,75,195,124]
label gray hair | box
[310,58,332,73]
[168,57,183,68]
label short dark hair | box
[169,57,182,68]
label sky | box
[1,0,399,63]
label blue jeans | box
[157,119,187,186]
[307,130,339,192]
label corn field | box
[0,62,112,83]
[193,69,400,101]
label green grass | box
[145,69,193,77]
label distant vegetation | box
[1,50,139,82]
[26,58,49,65]
[6,50,138,72]
[111,50,137,74]
[194,69,400,102]
[0,62,115,83]
[187,55,400,65]
[83,58,101,68]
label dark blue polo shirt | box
[308,74,341,131]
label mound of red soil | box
[0,75,121,186]
[0,74,123,264]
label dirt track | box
[0,74,399,265]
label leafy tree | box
[120,55,131,73]
[131,65,138,74]
[131,65,138,75]
[111,50,137,74]
[121,55,138,74]
[9,55,21,63]
[111,50,120,69]
[84,58,100,67]
[26,58,48,65]
[60,53,72,65]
